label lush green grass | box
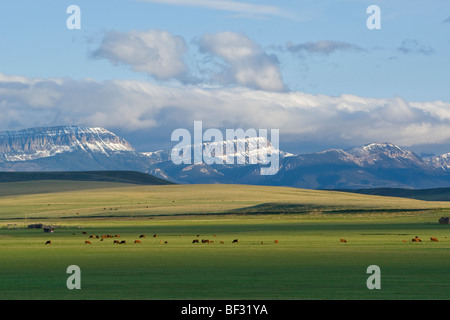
[0,181,449,300]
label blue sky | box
[0,0,450,154]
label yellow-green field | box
[0,180,449,300]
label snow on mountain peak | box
[144,136,293,164]
[346,142,424,167]
[0,125,134,162]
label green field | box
[0,180,449,300]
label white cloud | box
[139,0,293,19]
[91,30,285,91]
[199,32,285,91]
[91,30,188,80]
[1,72,450,150]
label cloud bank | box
[1,72,450,151]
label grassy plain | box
[0,180,449,300]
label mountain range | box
[1,125,450,189]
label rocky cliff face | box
[0,126,134,162]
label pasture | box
[0,180,449,300]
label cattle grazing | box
[113,240,120,244]
[153,234,158,238]
[192,239,199,243]
[220,241,224,244]
[439,217,449,224]
[82,231,87,235]
[412,236,422,242]
[274,240,279,244]
[114,235,120,238]
[85,241,92,244]
[101,235,107,239]
[164,241,168,244]
[45,240,52,245]
[89,235,96,238]
[232,239,239,244]
[134,240,142,244]
[139,234,145,238]
[430,237,439,242]
[202,239,210,244]
[120,240,126,244]
[340,239,347,243]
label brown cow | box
[430,237,439,242]
[113,240,120,244]
[153,234,158,238]
[45,240,51,245]
[85,241,92,244]
[139,234,146,238]
[192,239,199,243]
[412,236,422,242]
[274,240,279,244]
[220,241,224,244]
[134,240,142,244]
[232,239,239,244]
[340,239,347,243]
[115,235,120,238]
[202,239,210,244]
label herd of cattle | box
[339,236,442,244]
[44,232,281,246]
[43,233,444,245]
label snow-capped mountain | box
[345,142,427,168]
[143,136,293,164]
[426,153,450,171]
[1,125,450,189]
[0,126,134,162]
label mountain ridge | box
[1,125,450,189]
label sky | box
[0,0,450,155]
